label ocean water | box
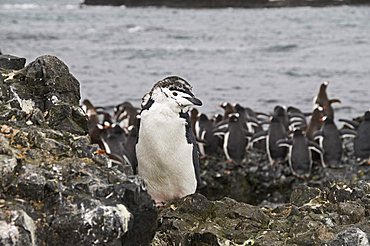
[1,0,369,120]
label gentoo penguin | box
[250,115,288,165]
[306,106,324,140]
[220,102,236,120]
[277,129,322,178]
[99,124,133,166]
[354,111,370,160]
[287,106,308,131]
[136,76,202,205]
[114,101,139,129]
[222,113,251,164]
[313,117,356,168]
[314,81,341,120]
[273,105,289,131]
[194,113,219,158]
[81,99,104,147]
[234,104,261,134]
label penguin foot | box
[94,149,106,155]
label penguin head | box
[364,110,370,121]
[145,76,202,112]
[199,113,209,122]
[229,113,240,123]
[273,105,287,117]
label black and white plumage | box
[353,111,370,160]
[213,113,252,164]
[250,115,288,165]
[194,113,219,158]
[306,106,324,140]
[338,111,370,160]
[313,117,356,168]
[135,76,202,204]
[114,101,139,129]
[314,81,341,120]
[277,129,322,178]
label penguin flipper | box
[312,130,323,141]
[329,98,341,104]
[249,130,268,149]
[338,119,360,129]
[212,125,228,138]
[276,138,292,148]
[340,128,357,138]
[308,141,323,155]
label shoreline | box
[82,0,370,8]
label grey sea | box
[1,0,369,119]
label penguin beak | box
[184,96,202,106]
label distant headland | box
[82,0,370,8]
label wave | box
[1,4,40,10]
[0,3,80,10]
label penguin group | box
[81,98,139,170]
[82,79,370,203]
[190,81,368,178]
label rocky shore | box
[83,0,370,8]
[1,54,370,245]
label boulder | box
[154,183,370,245]
[0,54,26,70]
[0,55,158,245]
[1,55,87,134]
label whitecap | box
[1,3,40,10]
[128,26,144,33]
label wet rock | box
[153,193,270,245]
[290,184,322,207]
[0,54,26,70]
[0,55,157,245]
[0,205,36,246]
[155,182,370,245]
[328,227,369,246]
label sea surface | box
[1,0,369,120]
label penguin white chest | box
[136,106,197,203]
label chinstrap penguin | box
[136,76,202,205]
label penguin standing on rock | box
[249,115,288,165]
[136,76,202,205]
[277,129,322,178]
[222,113,252,164]
[313,117,356,168]
[340,110,370,161]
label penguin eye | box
[172,92,178,96]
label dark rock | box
[290,184,322,207]
[0,54,26,70]
[83,0,370,8]
[0,119,157,246]
[0,55,157,245]
[0,205,36,246]
[155,181,370,245]
[328,227,369,246]
[153,193,270,245]
[1,55,87,134]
